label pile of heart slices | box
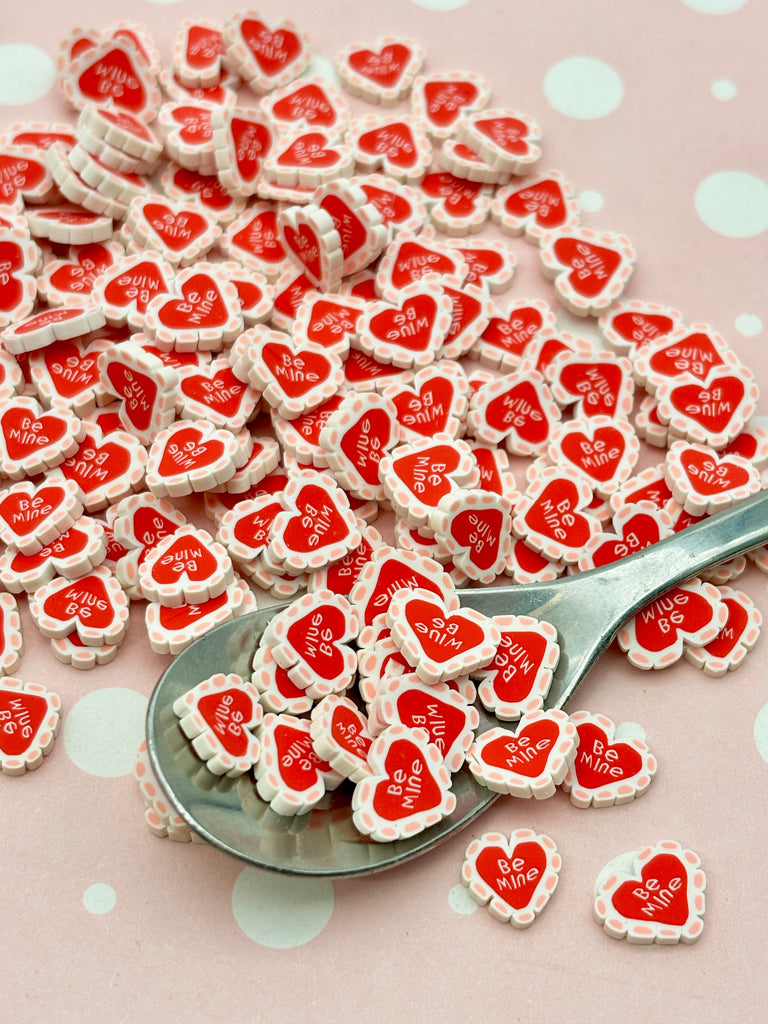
[0,10,764,938]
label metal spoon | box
[146,489,768,876]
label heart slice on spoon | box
[351,724,456,841]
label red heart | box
[130,505,181,549]
[1,406,69,460]
[0,485,68,540]
[404,598,485,661]
[480,306,544,358]
[552,237,622,299]
[0,689,48,757]
[473,116,530,154]
[142,203,209,253]
[557,360,626,417]
[369,294,439,353]
[475,840,548,910]
[180,367,248,418]
[390,240,457,291]
[169,167,233,213]
[649,331,726,382]
[277,132,340,169]
[105,361,158,433]
[559,425,626,483]
[525,478,593,547]
[157,273,229,329]
[679,447,751,496]
[279,482,354,554]
[371,737,442,818]
[197,688,254,757]
[229,117,271,180]
[448,507,504,571]
[281,222,323,280]
[43,574,116,630]
[343,348,405,386]
[184,24,223,70]
[420,172,484,216]
[157,425,224,475]
[391,376,456,437]
[392,442,462,505]
[40,342,100,401]
[0,154,46,205]
[322,534,377,595]
[455,249,505,288]
[148,533,218,585]
[103,259,169,315]
[348,44,411,87]
[572,721,643,789]
[482,630,551,702]
[261,341,333,399]
[358,122,417,168]
[272,272,313,320]
[357,554,448,627]
[60,433,131,497]
[610,310,677,349]
[272,83,335,127]
[479,718,560,777]
[241,20,302,76]
[231,209,285,262]
[0,239,25,313]
[668,376,746,434]
[485,380,550,444]
[705,596,749,658]
[611,853,691,927]
[273,720,329,790]
[76,47,148,114]
[424,80,479,129]
[49,243,114,297]
[591,510,664,568]
[233,500,282,549]
[392,687,466,757]
[171,105,213,144]
[339,406,394,486]
[303,297,362,348]
[502,177,569,230]
[634,587,717,653]
[330,701,372,759]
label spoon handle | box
[587,488,768,624]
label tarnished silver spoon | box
[146,489,768,876]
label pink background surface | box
[3,1,768,1021]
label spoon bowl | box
[146,489,768,876]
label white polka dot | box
[578,190,604,213]
[754,703,768,763]
[232,867,334,947]
[305,56,340,87]
[448,883,478,914]
[544,58,624,120]
[62,688,148,778]
[83,883,117,915]
[695,171,768,237]
[614,721,647,743]
[410,0,471,8]
[0,44,55,105]
[682,0,748,13]
[735,313,763,337]
[711,79,738,101]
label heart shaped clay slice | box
[462,829,561,926]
